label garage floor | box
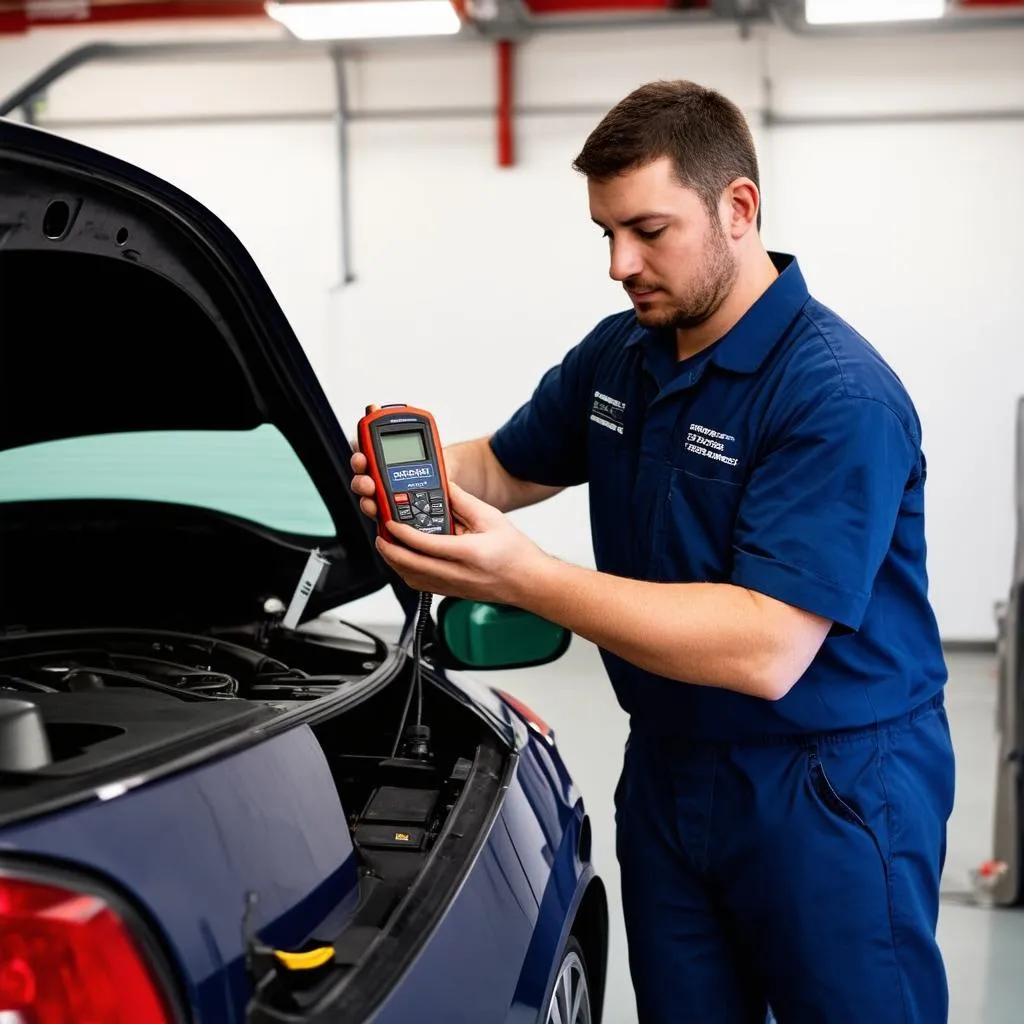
[489,644,1024,1023]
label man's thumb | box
[447,480,500,531]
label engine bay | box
[0,622,393,777]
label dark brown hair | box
[572,80,761,229]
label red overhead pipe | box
[497,37,514,168]
[0,1,267,35]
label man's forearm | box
[444,437,563,513]
[515,557,828,701]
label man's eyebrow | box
[591,212,672,229]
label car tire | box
[543,934,592,1024]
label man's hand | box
[373,482,554,606]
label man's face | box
[587,156,738,331]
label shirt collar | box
[625,252,810,375]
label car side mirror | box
[433,598,571,670]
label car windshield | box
[0,425,335,536]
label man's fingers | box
[349,452,377,522]
[352,474,376,497]
[374,539,419,581]
[383,520,469,561]
[376,533,452,581]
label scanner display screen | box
[381,430,426,466]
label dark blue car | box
[0,118,607,1024]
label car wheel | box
[544,935,592,1024]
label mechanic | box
[350,79,955,1024]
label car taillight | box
[496,690,554,742]
[0,874,175,1024]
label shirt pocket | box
[653,467,744,583]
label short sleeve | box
[730,391,918,632]
[488,336,594,488]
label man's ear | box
[723,178,760,239]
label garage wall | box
[2,16,1023,640]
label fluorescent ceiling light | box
[805,0,946,24]
[265,0,461,40]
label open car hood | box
[0,119,394,629]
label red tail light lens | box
[0,874,175,1024]
[496,690,553,741]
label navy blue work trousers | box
[615,696,956,1023]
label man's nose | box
[609,239,643,282]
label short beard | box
[636,221,738,331]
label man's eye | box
[637,227,666,241]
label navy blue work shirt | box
[489,253,947,742]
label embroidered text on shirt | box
[685,423,739,467]
[590,390,626,435]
